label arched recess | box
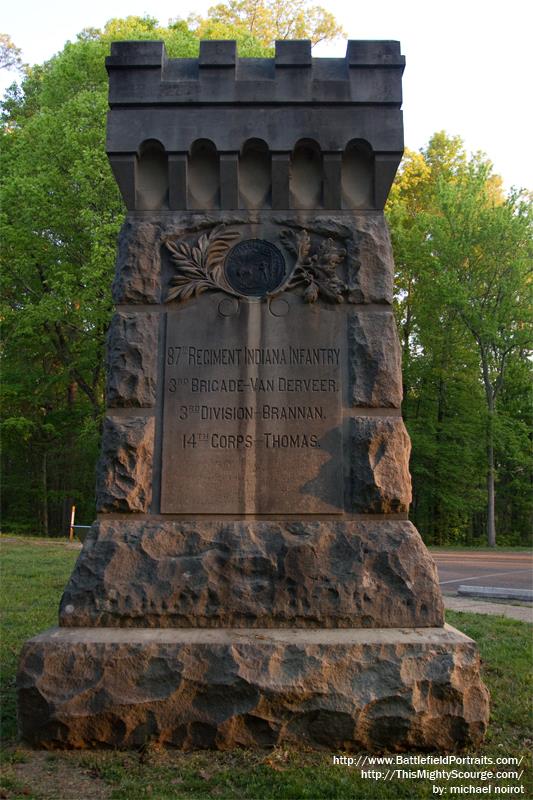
[136,140,169,211]
[342,140,374,209]
[239,139,271,209]
[290,139,322,209]
[188,139,220,210]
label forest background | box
[1,4,531,547]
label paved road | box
[431,550,533,595]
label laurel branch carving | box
[165,225,349,304]
[165,225,241,302]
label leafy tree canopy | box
[387,133,532,546]
[187,0,345,49]
[0,12,273,533]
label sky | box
[2,0,531,190]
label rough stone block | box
[17,626,489,751]
[112,220,162,304]
[105,312,159,408]
[349,214,394,304]
[59,520,444,628]
[350,417,411,513]
[96,416,154,513]
[349,310,402,407]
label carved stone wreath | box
[165,225,351,304]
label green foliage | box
[387,133,533,545]
[0,14,270,535]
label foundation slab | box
[18,625,489,751]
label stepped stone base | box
[59,520,444,628]
[18,625,489,751]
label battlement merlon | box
[105,39,405,210]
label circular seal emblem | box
[224,239,286,297]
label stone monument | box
[18,39,489,750]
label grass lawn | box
[1,536,531,800]
[428,545,532,552]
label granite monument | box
[17,39,489,750]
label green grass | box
[428,545,532,552]
[0,538,80,743]
[1,537,531,800]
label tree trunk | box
[480,349,497,548]
[486,409,496,547]
[433,374,446,545]
[401,296,412,420]
[42,451,49,537]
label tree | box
[188,0,345,48]
[429,166,532,546]
[0,33,23,72]
[387,133,532,547]
[0,13,270,534]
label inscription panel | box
[160,296,343,513]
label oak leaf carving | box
[280,229,348,303]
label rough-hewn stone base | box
[18,625,488,751]
[59,520,444,628]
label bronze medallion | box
[224,239,286,297]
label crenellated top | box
[106,40,405,106]
[106,39,405,211]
